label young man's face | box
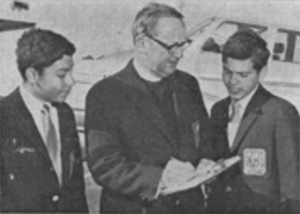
[222,57,261,101]
[145,17,189,78]
[33,55,74,103]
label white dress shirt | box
[227,85,258,148]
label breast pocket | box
[2,137,40,170]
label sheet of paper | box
[162,158,197,188]
[161,156,241,195]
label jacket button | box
[52,195,60,202]
[9,173,15,180]
[175,199,180,205]
[206,186,212,194]
[225,186,232,192]
[12,138,17,145]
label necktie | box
[42,104,61,184]
[228,101,242,147]
[230,101,242,123]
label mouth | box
[228,87,240,94]
[168,61,178,67]
[61,89,71,98]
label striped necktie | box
[230,101,242,123]
[42,104,62,184]
[228,101,242,147]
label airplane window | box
[201,22,237,53]
[273,31,287,61]
[274,29,300,64]
[293,35,300,63]
[201,37,221,53]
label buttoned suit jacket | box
[209,85,300,213]
[85,60,216,214]
[0,88,88,213]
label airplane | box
[1,16,299,152]
[70,16,300,134]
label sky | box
[1,0,300,95]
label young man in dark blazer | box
[208,29,299,213]
[85,3,221,214]
[0,28,88,213]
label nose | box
[229,73,239,85]
[172,47,184,59]
[65,73,75,87]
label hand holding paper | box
[159,156,241,196]
[160,158,195,188]
[196,159,224,174]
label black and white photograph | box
[0,0,299,213]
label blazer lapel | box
[218,97,231,126]
[231,112,259,152]
[13,89,53,166]
[114,60,177,149]
[215,98,232,153]
[231,85,271,152]
[56,104,71,185]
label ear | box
[258,66,267,82]
[136,36,150,53]
[25,67,39,84]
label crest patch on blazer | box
[243,148,266,176]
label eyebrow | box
[58,67,72,72]
[223,66,251,74]
[223,66,232,72]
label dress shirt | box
[227,85,258,147]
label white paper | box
[161,156,241,195]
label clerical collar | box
[133,58,162,82]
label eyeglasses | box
[145,33,192,54]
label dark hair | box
[222,29,270,72]
[16,28,76,80]
[132,2,184,44]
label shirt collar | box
[230,85,259,117]
[236,85,258,109]
[20,84,52,113]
